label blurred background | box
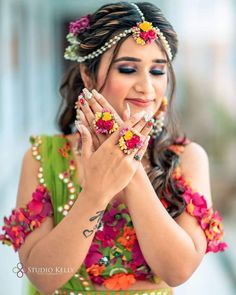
[0,0,235,294]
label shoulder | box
[179,142,213,207]
[180,142,209,170]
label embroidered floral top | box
[0,135,228,293]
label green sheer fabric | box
[27,134,94,294]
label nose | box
[134,71,154,96]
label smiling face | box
[95,36,168,118]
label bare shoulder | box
[179,142,213,207]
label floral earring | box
[149,97,168,141]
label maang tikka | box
[149,96,168,141]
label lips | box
[126,98,154,107]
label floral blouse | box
[0,135,228,291]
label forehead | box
[100,36,166,66]
[116,36,166,60]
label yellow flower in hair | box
[102,112,112,121]
[136,37,145,45]
[124,130,133,140]
[139,21,153,32]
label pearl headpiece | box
[64,3,173,63]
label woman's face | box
[96,36,168,118]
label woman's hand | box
[77,88,131,151]
[77,110,153,205]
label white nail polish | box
[92,89,101,99]
[144,112,153,122]
[83,88,93,100]
[75,120,81,132]
[126,103,131,118]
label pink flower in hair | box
[69,15,91,36]
[140,29,157,43]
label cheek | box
[100,74,129,106]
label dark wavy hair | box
[57,2,186,218]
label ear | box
[80,64,93,89]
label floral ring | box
[118,127,144,155]
[93,108,119,135]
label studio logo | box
[12,262,74,278]
[12,262,27,278]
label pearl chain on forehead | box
[64,3,173,63]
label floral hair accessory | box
[132,21,157,45]
[64,3,172,63]
[118,128,144,154]
[94,109,119,135]
[64,15,91,61]
[0,185,53,251]
[69,15,91,36]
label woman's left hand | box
[76,88,131,150]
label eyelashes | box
[117,67,165,75]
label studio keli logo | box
[12,262,74,278]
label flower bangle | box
[118,128,144,154]
[93,109,119,135]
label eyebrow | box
[113,56,167,64]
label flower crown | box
[64,3,172,63]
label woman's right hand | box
[77,110,152,204]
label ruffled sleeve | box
[0,185,53,251]
[173,167,228,253]
[0,135,53,251]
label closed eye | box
[118,67,136,74]
[118,67,165,76]
[150,69,165,75]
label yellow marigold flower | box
[124,130,133,140]
[103,112,112,121]
[136,37,145,45]
[162,97,168,106]
[139,21,152,32]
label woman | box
[0,2,227,295]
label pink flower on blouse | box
[96,226,117,248]
[84,244,103,267]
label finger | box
[132,112,153,133]
[79,110,90,129]
[83,88,103,113]
[92,89,123,125]
[77,124,93,159]
[122,102,131,121]
[78,93,97,127]
[109,110,147,144]
[132,135,150,163]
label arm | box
[11,112,150,294]
[123,143,214,287]
[16,149,107,295]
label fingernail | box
[75,121,82,133]
[83,88,93,100]
[91,89,101,99]
[79,93,88,106]
[126,103,131,118]
[144,112,153,122]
